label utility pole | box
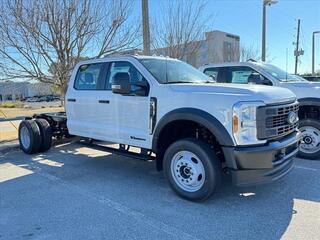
[142,0,150,55]
[312,31,320,76]
[294,19,300,74]
[261,2,267,62]
[261,0,278,62]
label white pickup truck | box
[200,61,320,160]
[18,56,300,201]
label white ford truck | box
[18,56,300,201]
[200,61,320,160]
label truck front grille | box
[257,101,299,140]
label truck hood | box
[169,83,296,104]
[279,81,320,99]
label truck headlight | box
[232,101,266,145]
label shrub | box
[0,102,24,108]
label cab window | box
[226,66,266,84]
[106,61,149,94]
[74,63,104,90]
[203,67,219,81]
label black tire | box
[298,119,320,160]
[18,120,42,154]
[35,119,52,152]
[163,138,222,201]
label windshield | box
[257,63,307,82]
[139,58,212,84]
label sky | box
[134,0,320,74]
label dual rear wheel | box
[19,119,52,154]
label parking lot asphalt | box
[0,142,319,240]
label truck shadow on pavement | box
[0,142,319,240]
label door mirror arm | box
[131,82,149,96]
[131,81,148,88]
[261,77,273,86]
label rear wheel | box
[298,119,320,160]
[35,119,52,152]
[163,138,221,201]
[19,120,42,154]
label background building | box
[0,81,55,101]
[154,30,240,67]
[111,30,240,68]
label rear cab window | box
[74,63,105,90]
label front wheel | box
[163,138,222,201]
[298,119,320,160]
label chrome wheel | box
[300,126,320,154]
[20,126,31,149]
[170,151,205,192]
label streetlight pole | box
[312,31,320,76]
[261,0,277,62]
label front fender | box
[152,108,235,151]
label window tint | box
[226,66,262,84]
[204,68,219,81]
[106,62,146,90]
[74,63,103,90]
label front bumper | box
[222,131,301,187]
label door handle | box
[98,100,110,104]
[67,98,76,102]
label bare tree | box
[0,0,139,104]
[240,44,276,63]
[240,44,261,62]
[152,0,214,62]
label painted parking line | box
[0,116,24,122]
[294,165,318,171]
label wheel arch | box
[298,98,320,120]
[298,98,320,107]
[152,108,235,170]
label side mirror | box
[248,73,272,86]
[112,72,131,94]
[248,73,262,84]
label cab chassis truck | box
[19,56,301,201]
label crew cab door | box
[106,61,152,148]
[66,62,108,138]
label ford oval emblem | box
[287,112,297,124]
